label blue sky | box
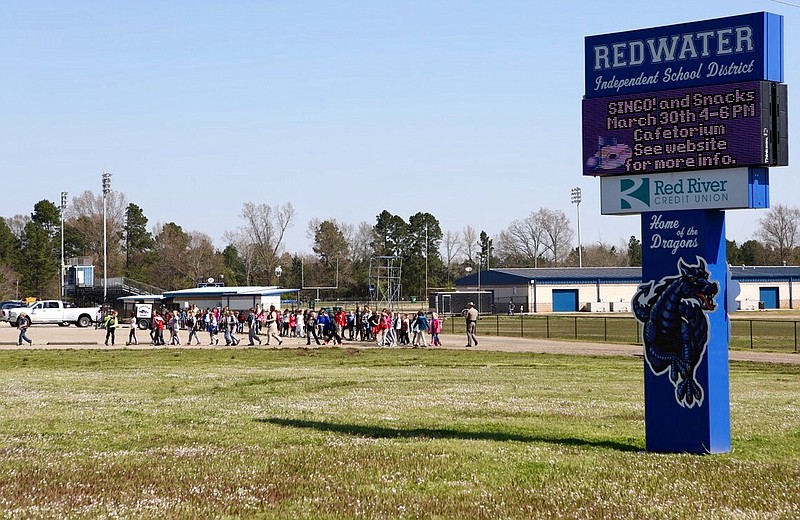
[2,1,798,255]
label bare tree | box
[345,221,374,265]
[757,204,800,264]
[5,215,30,239]
[222,229,259,285]
[185,232,225,283]
[574,241,628,267]
[0,263,20,300]
[496,212,548,267]
[65,190,128,273]
[494,208,575,267]
[440,229,463,278]
[238,202,295,284]
[539,208,574,265]
[461,225,478,264]
[306,217,322,242]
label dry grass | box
[0,348,798,519]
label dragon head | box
[677,257,718,311]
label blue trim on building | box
[456,267,800,287]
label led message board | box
[584,12,783,98]
[583,81,787,176]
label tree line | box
[2,192,798,302]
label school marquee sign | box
[582,12,786,454]
[584,12,784,99]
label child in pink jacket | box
[430,312,442,347]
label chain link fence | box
[445,314,800,353]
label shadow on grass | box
[260,417,640,452]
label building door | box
[552,289,579,312]
[441,295,451,315]
[759,287,779,309]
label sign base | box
[635,209,731,454]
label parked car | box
[6,300,101,328]
[0,300,25,324]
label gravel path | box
[1,323,797,365]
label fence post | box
[546,315,550,339]
[574,316,578,339]
[438,315,800,349]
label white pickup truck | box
[6,300,101,328]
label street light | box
[102,172,112,304]
[60,192,67,301]
[274,266,282,286]
[571,187,583,268]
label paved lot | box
[0,322,797,365]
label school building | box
[445,266,800,313]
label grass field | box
[439,314,800,352]
[309,301,800,352]
[0,348,798,518]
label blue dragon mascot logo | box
[632,257,718,408]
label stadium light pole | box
[571,187,583,268]
[424,222,428,306]
[464,265,473,301]
[60,191,67,301]
[102,172,112,305]
[477,257,481,314]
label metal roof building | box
[161,286,299,311]
[452,266,800,313]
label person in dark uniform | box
[463,302,479,348]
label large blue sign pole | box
[635,209,731,453]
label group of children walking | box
[372,309,443,347]
[110,305,444,349]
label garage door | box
[552,289,579,312]
[759,287,779,309]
